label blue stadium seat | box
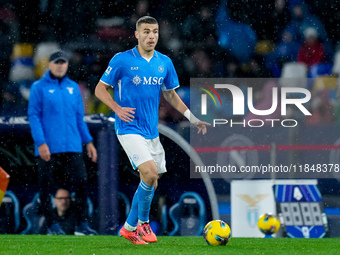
[21,193,45,235]
[0,191,21,233]
[117,192,131,219]
[168,192,206,236]
[309,63,333,79]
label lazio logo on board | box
[238,194,269,228]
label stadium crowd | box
[1,0,340,125]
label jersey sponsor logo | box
[131,76,164,86]
[132,75,142,86]
[131,67,139,70]
[66,87,74,94]
[49,89,55,93]
[105,66,112,74]
[133,154,139,161]
[158,66,164,73]
[143,77,164,85]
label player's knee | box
[139,161,159,185]
[147,173,158,184]
[143,171,158,185]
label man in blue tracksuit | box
[28,50,98,235]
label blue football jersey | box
[100,46,180,139]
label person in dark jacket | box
[28,50,97,235]
[48,188,77,235]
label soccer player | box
[95,16,210,244]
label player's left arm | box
[162,89,211,135]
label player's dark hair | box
[136,16,158,30]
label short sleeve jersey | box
[100,46,180,139]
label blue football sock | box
[126,189,139,228]
[138,180,154,222]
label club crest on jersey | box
[132,75,142,86]
[158,66,164,73]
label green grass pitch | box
[1,235,339,255]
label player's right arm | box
[94,81,135,122]
[95,54,135,122]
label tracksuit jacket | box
[28,71,93,156]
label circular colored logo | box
[158,66,164,73]
[133,154,139,161]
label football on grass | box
[203,220,231,246]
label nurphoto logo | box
[198,80,311,128]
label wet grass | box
[0,235,339,255]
